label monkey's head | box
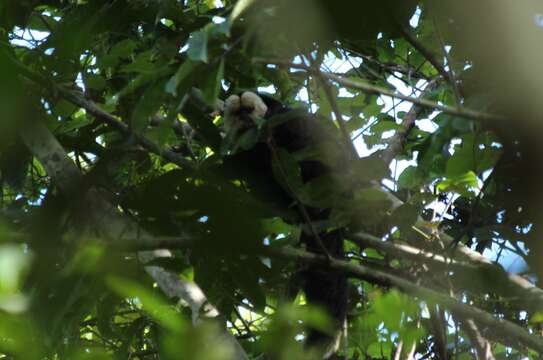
[223,91,268,132]
[221,91,285,154]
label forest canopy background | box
[0,0,543,359]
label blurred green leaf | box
[107,276,185,333]
[272,148,303,194]
[187,30,209,63]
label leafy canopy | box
[0,0,542,359]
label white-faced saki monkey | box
[222,91,349,359]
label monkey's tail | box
[301,230,347,358]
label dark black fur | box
[227,93,348,357]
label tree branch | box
[462,318,496,360]
[8,56,196,170]
[381,79,439,165]
[399,25,461,104]
[351,231,543,312]
[57,88,196,170]
[104,233,543,354]
[253,59,504,122]
[265,246,543,354]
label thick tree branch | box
[265,246,543,354]
[127,230,543,316]
[351,231,543,311]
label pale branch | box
[265,246,543,354]
[380,79,439,165]
[352,231,466,269]
[462,319,496,360]
[392,341,403,360]
[351,231,543,311]
[253,58,505,122]
[19,118,249,360]
[428,306,448,360]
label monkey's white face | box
[221,91,268,154]
[223,91,268,132]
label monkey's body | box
[222,92,348,358]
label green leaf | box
[297,175,337,208]
[121,51,164,75]
[345,115,365,133]
[107,276,186,332]
[131,82,164,132]
[371,119,401,133]
[187,30,208,63]
[391,204,418,232]
[100,39,136,68]
[446,136,476,177]
[53,99,77,117]
[165,59,201,96]
[398,166,424,189]
[201,59,224,104]
[0,244,31,295]
[84,74,106,91]
[363,102,384,118]
[272,148,303,194]
[437,171,479,197]
[355,188,390,204]
[446,154,473,178]
[117,67,172,100]
[352,155,390,182]
[27,13,57,32]
[476,146,501,172]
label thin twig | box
[318,73,359,158]
[399,25,455,92]
[429,15,462,105]
[381,79,439,165]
